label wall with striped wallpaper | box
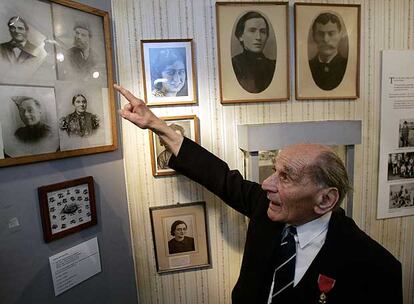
[112,0,414,303]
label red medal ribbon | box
[318,274,336,294]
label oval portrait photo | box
[307,11,348,91]
[231,11,276,94]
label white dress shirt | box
[293,211,332,286]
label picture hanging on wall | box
[38,176,97,243]
[294,3,361,100]
[216,2,290,104]
[0,0,117,168]
[149,115,200,177]
[149,201,211,273]
[141,39,197,106]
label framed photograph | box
[149,202,211,273]
[38,176,97,243]
[294,3,361,100]
[149,115,200,177]
[216,2,289,104]
[0,0,117,167]
[141,39,197,106]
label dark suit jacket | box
[169,137,402,304]
[0,40,37,64]
[168,236,195,254]
[309,54,347,91]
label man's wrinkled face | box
[261,144,327,225]
[313,21,341,58]
[74,27,90,50]
[9,19,27,43]
[239,17,268,53]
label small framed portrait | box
[294,3,361,100]
[149,115,200,177]
[149,202,211,273]
[216,2,289,104]
[141,39,197,106]
[388,183,414,211]
[38,176,97,243]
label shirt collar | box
[295,211,332,249]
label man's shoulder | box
[330,209,400,265]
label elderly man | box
[0,16,38,64]
[114,84,402,304]
[309,12,347,91]
[67,24,97,76]
[232,11,275,94]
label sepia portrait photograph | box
[141,39,196,106]
[398,119,414,148]
[295,3,360,99]
[149,115,199,177]
[52,2,108,85]
[149,202,210,273]
[55,81,109,152]
[216,2,289,103]
[0,85,59,158]
[0,0,56,86]
[389,183,414,211]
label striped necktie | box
[268,225,297,304]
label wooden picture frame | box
[38,176,97,243]
[149,202,211,273]
[141,39,197,106]
[0,0,117,167]
[294,3,361,100]
[149,115,200,177]
[216,2,290,104]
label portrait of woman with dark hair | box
[168,219,195,254]
[59,93,100,137]
[231,11,276,93]
[149,47,188,97]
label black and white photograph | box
[0,0,117,168]
[38,176,97,242]
[149,115,199,177]
[55,81,108,151]
[398,119,414,148]
[231,11,276,94]
[388,152,414,181]
[216,2,289,103]
[0,85,59,158]
[389,183,414,210]
[165,216,196,255]
[52,3,108,85]
[295,3,360,99]
[0,0,56,86]
[141,39,196,106]
[149,202,210,273]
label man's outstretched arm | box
[114,84,184,156]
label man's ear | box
[314,187,339,215]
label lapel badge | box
[318,274,336,304]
